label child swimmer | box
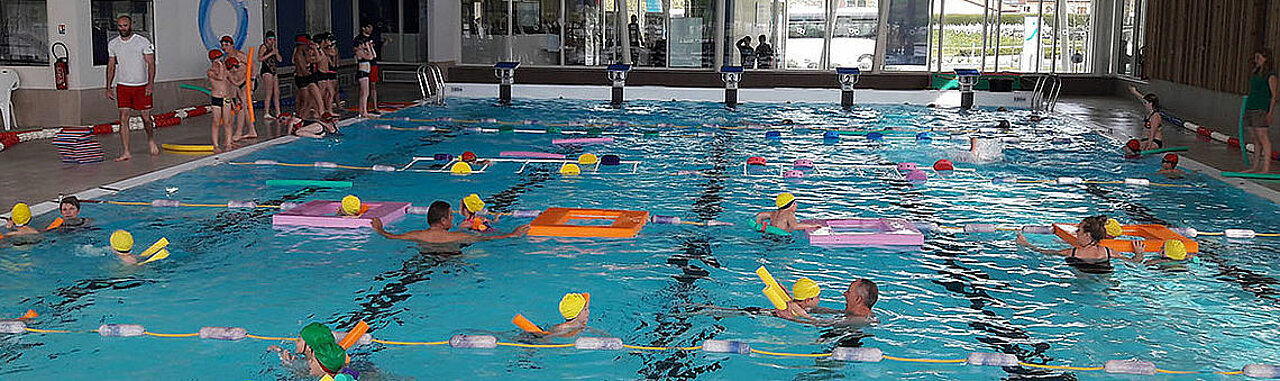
[460,194,498,232]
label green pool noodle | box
[265,179,354,188]
[180,84,212,96]
[1221,172,1280,180]
[1141,146,1189,155]
[750,221,793,236]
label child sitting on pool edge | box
[460,193,497,232]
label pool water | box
[4,98,1280,380]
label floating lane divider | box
[989,176,1192,188]
[403,207,734,227]
[81,199,298,210]
[367,116,988,136]
[1,322,1274,378]
[230,160,399,172]
[919,222,1279,239]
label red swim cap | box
[461,151,477,161]
[224,57,240,67]
[1126,139,1141,151]
[207,49,224,61]
[747,156,766,166]
[933,159,954,171]
[1163,153,1179,165]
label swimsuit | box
[357,60,372,79]
[1144,111,1163,148]
[464,216,493,232]
[211,96,224,107]
[1065,247,1114,274]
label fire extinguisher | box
[52,42,69,90]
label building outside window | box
[0,0,50,66]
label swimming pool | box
[4,98,1280,380]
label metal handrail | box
[1030,75,1048,112]
[1046,75,1063,112]
[416,64,446,105]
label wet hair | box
[361,20,374,29]
[1079,215,1110,244]
[1143,93,1161,110]
[1255,48,1275,75]
[851,279,879,309]
[426,201,452,226]
[61,196,80,210]
[265,30,275,39]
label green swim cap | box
[300,323,346,373]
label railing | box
[417,63,446,105]
[1030,74,1062,113]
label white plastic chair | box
[0,69,18,131]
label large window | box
[0,0,49,66]
[1117,0,1144,77]
[457,0,1118,74]
[92,0,154,66]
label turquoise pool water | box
[3,98,1280,380]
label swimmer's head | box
[9,203,31,226]
[426,201,453,227]
[294,34,311,45]
[300,323,347,374]
[775,193,797,211]
[1162,153,1179,169]
[110,230,134,253]
[1104,218,1123,238]
[224,57,241,69]
[997,120,1011,129]
[1122,139,1141,158]
[462,194,485,215]
[1077,215,1110,246]
[559,293,590,321]
[340,195,362,216]
[461,151,477,163]
[264,30,275,41]
[60,196,80,219]
[1163,240,1188,261]
[792,278,820,307]
[781,119,794,125]
[1143,93,1161,110]
[207,49,224,62]
[996,107,1009,112]
[843,279,879,313]
[219,35,234,48]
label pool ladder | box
[1030,74,1062,113]
[417,63,446,105]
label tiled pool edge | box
[3,117,363,220]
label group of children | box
[205,36,255,153]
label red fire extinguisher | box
[52,42,69,90]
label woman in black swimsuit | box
[259,31,282,119]
[1016,215,1142,274]
[1129,86,1164,150]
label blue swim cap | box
[765,131,782,140]
[866,132,884,142]
[823,131,840,140]
[916,132,933,141]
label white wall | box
[1,0,263,91]
[428,0,461,63]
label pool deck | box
[2,86,1278,219]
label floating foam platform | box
[272,200,410,228]
[802,218,924,246]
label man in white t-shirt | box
[105,15,158,161]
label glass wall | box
[457,0,1138,75]
[0,0,48,66]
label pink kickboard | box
[802,218,924,246]
[552,137,613,145]
[500,151,566,159]
[273,200,411,228]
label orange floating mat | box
[528,207,649,238]
[1053,223,1198,253]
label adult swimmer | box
[370,200,529,246]
[753,193,821,234]
[1128,86,1164,150]
[45,197,90,231]
[1016,215,1143,274]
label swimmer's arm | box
[1016,232,1069,256]
[1128,86,1144,101]
[1125,241,1146,264]
[807,306,845,314]
[464,225,531,243]
[369,217,411,240]
[754,211,769,227]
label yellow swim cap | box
[560,163,581,175]
[450,162,473,175]
[9,203,31,226]
[776,193,796,209]
[578,154,599,165]
[559,293,589,320]
[110,230,134,252]
[1105,219,1123,237]
[341,195,362,216]
[1163,240,1187,261]
[463,194,485,213]
[793,278,820,300]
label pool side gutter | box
[2,117,362,220]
